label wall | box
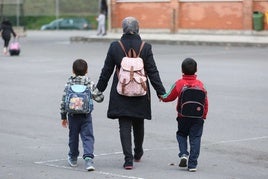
[110,0,268,32]
[179,1,243,30]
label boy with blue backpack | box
[60,59,104,171]
[160,58,208,172]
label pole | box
[16,0,20,26]
[0,0,3,19]
[55,0,59,29]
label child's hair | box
[181,58,197,75]
[73,59,88,76]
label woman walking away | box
[0,18,17,55]
[95,16,166,170]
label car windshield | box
[50,19,63,25]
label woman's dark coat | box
[0,20,16,40]
[96,34,166,120]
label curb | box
[70,35,268,47]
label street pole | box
[16,0,20,26]
[55,0,59,29]
[0,0,3,19]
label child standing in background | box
[96,10,106,36]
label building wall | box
[110,0,268,32]
[179,2,243,30]
[114,3,171,28]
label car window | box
[51,19,60,25]
[69,19,74,24]
[41,18,90,30]
[60,19,70,25]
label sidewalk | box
[70,30,268,47]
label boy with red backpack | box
[160,58,208,172]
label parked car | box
[41,18,91,30]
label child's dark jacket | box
[161,75,208,119]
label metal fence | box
[0,0,98,16]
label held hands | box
[158,95,164,102]
[62,119,68,128]
[92,88,104,103]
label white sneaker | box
[85,157,95,171]
[179,155,188,167]
[67,156,78,167]
[188,168,197,172]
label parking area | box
[0,31,267,179]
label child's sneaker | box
[68,156,78,167]
[85,157,95,171]
[179,154,188,167]
[188,168,197,172]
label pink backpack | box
[9,40,20,56]
[116,41,147,97]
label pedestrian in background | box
[0,18,17,55]
[96,10,106,36]
[95,16,166,170]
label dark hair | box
[1,17,11,25]
[73,59,88,76]
[181,58,197,75]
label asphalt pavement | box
[0,30,267,179]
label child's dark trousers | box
[68,113,94,159]
[176,117,204,169]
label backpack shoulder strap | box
[118,41,128,56]
[118,41,145,58]
[137,41,145,57]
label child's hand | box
[92,88,104,103]
[158,95,163,102]
[62,119,68,128]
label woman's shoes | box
[123,161,133,170]
[134,151,143,162]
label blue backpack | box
[65,84,94,114]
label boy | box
[60,59,104,171]
[96,10,106,36]
[160,58,208,172]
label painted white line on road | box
[34,152,145,179]
[204,136,268,146]
[36,161,144,179]
[150,136,268,151]
[34,136,267,178]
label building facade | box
[109,0,268,32]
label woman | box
[96,16,166,169]
[0,18,16,55]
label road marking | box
[34,152,144,179]
[34,136,267,178]
[204,136,268,146]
